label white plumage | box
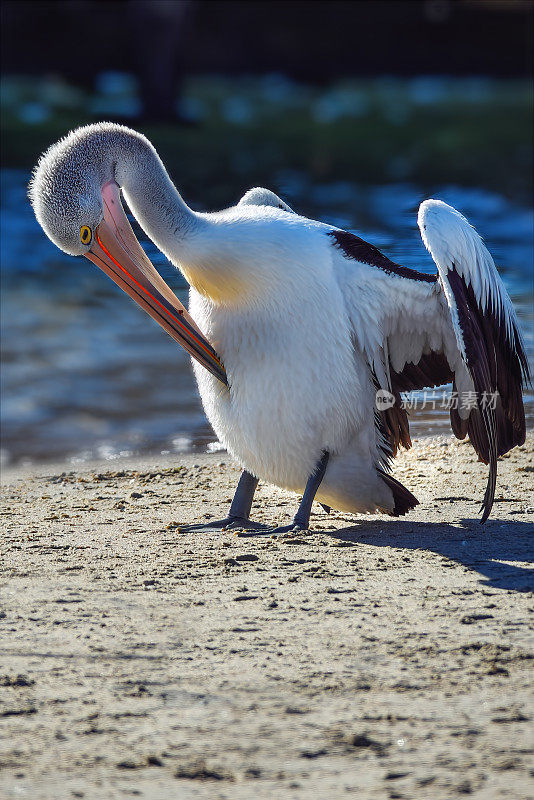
[29,123,529,525]
[189,211,385,514]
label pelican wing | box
[330,200,529,522]
[238,187,294,213]
[418,200,529,519]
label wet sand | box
[1,434,533,799]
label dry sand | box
[1,434,533,800]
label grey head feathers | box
[28,122,157,256]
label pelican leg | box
[181,470,266,531]
[269,451,330,533]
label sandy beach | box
[1,433,533,799]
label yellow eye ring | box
[80,225,92,245]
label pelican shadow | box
[323,517,534,593]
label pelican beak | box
[85,180,227,386]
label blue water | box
[1,169,532,466]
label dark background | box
[2,1,533,79]
[2,0,532,198]
[1,1,533,122]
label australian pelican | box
[29,123,529,531]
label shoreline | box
[1,433,532,799]
[0,447,223,486]
[0,429,464,485]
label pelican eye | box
[80,225,92,245]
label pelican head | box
[29,123,226,384]
[29,129,108,257]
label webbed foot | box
[266,451,330,535]
[180,470,262,532]
[267,522,310,534]
[222,517,268,531]
[180,516,266,532]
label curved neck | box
[111,130,200,264]
[97,126,262,307]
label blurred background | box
[1,0,533,467]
